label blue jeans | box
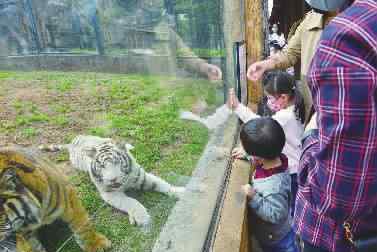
[291,173,298,217]
[261,229,299,252]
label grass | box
[0,71,223,252]
[21,127,38,138]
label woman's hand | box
[247,59,275,81]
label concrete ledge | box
[153,116,239,252]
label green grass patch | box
[15,112,50,127]
[0,71,223,252]
[0,71,11,79]
[50,115,70,126]
[21,127,38,138]
[52,104,74,114]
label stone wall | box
[0,54,223,76]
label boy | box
[240,117,298,252]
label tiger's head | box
[85,141,135,192]
[0,169,41,240]
[0,169,22,240]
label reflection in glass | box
[0,0,228,251]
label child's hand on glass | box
[242,184,256,199]
[227,88,240,110]
[231,146,247,159]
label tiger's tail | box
[38,144,69,152]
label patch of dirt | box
[0,78,112,177]
[13,86,47,103]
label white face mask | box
[272,25,278,33]
[305,0,349,11]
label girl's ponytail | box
[292,82,306,124]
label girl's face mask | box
[251,156,263,166]
[266,95,283,112]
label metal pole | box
[23,0,40,53]
[91,9,105,55]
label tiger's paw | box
[84,233,111,252]
[129,211,151,228]
[38,144,64,152]
[168,186,186,199]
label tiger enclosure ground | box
[0,71,222,252]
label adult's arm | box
[270,16,303,70]
[173,29,222,81]
[247,15,304,81]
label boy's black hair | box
[240,117,286,160]
[262,70,306,124]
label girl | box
[229,70,305,215]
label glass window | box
[0,0,236,251]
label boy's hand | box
[231,146,247,159]
[227,88,240,110]
[242,184,256,199]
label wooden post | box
[245,0,264,106]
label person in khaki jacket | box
[247,4,338,121]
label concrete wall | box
[0,54,224,76]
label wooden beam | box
[245,0,264,105]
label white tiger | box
[39,135,185,227]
